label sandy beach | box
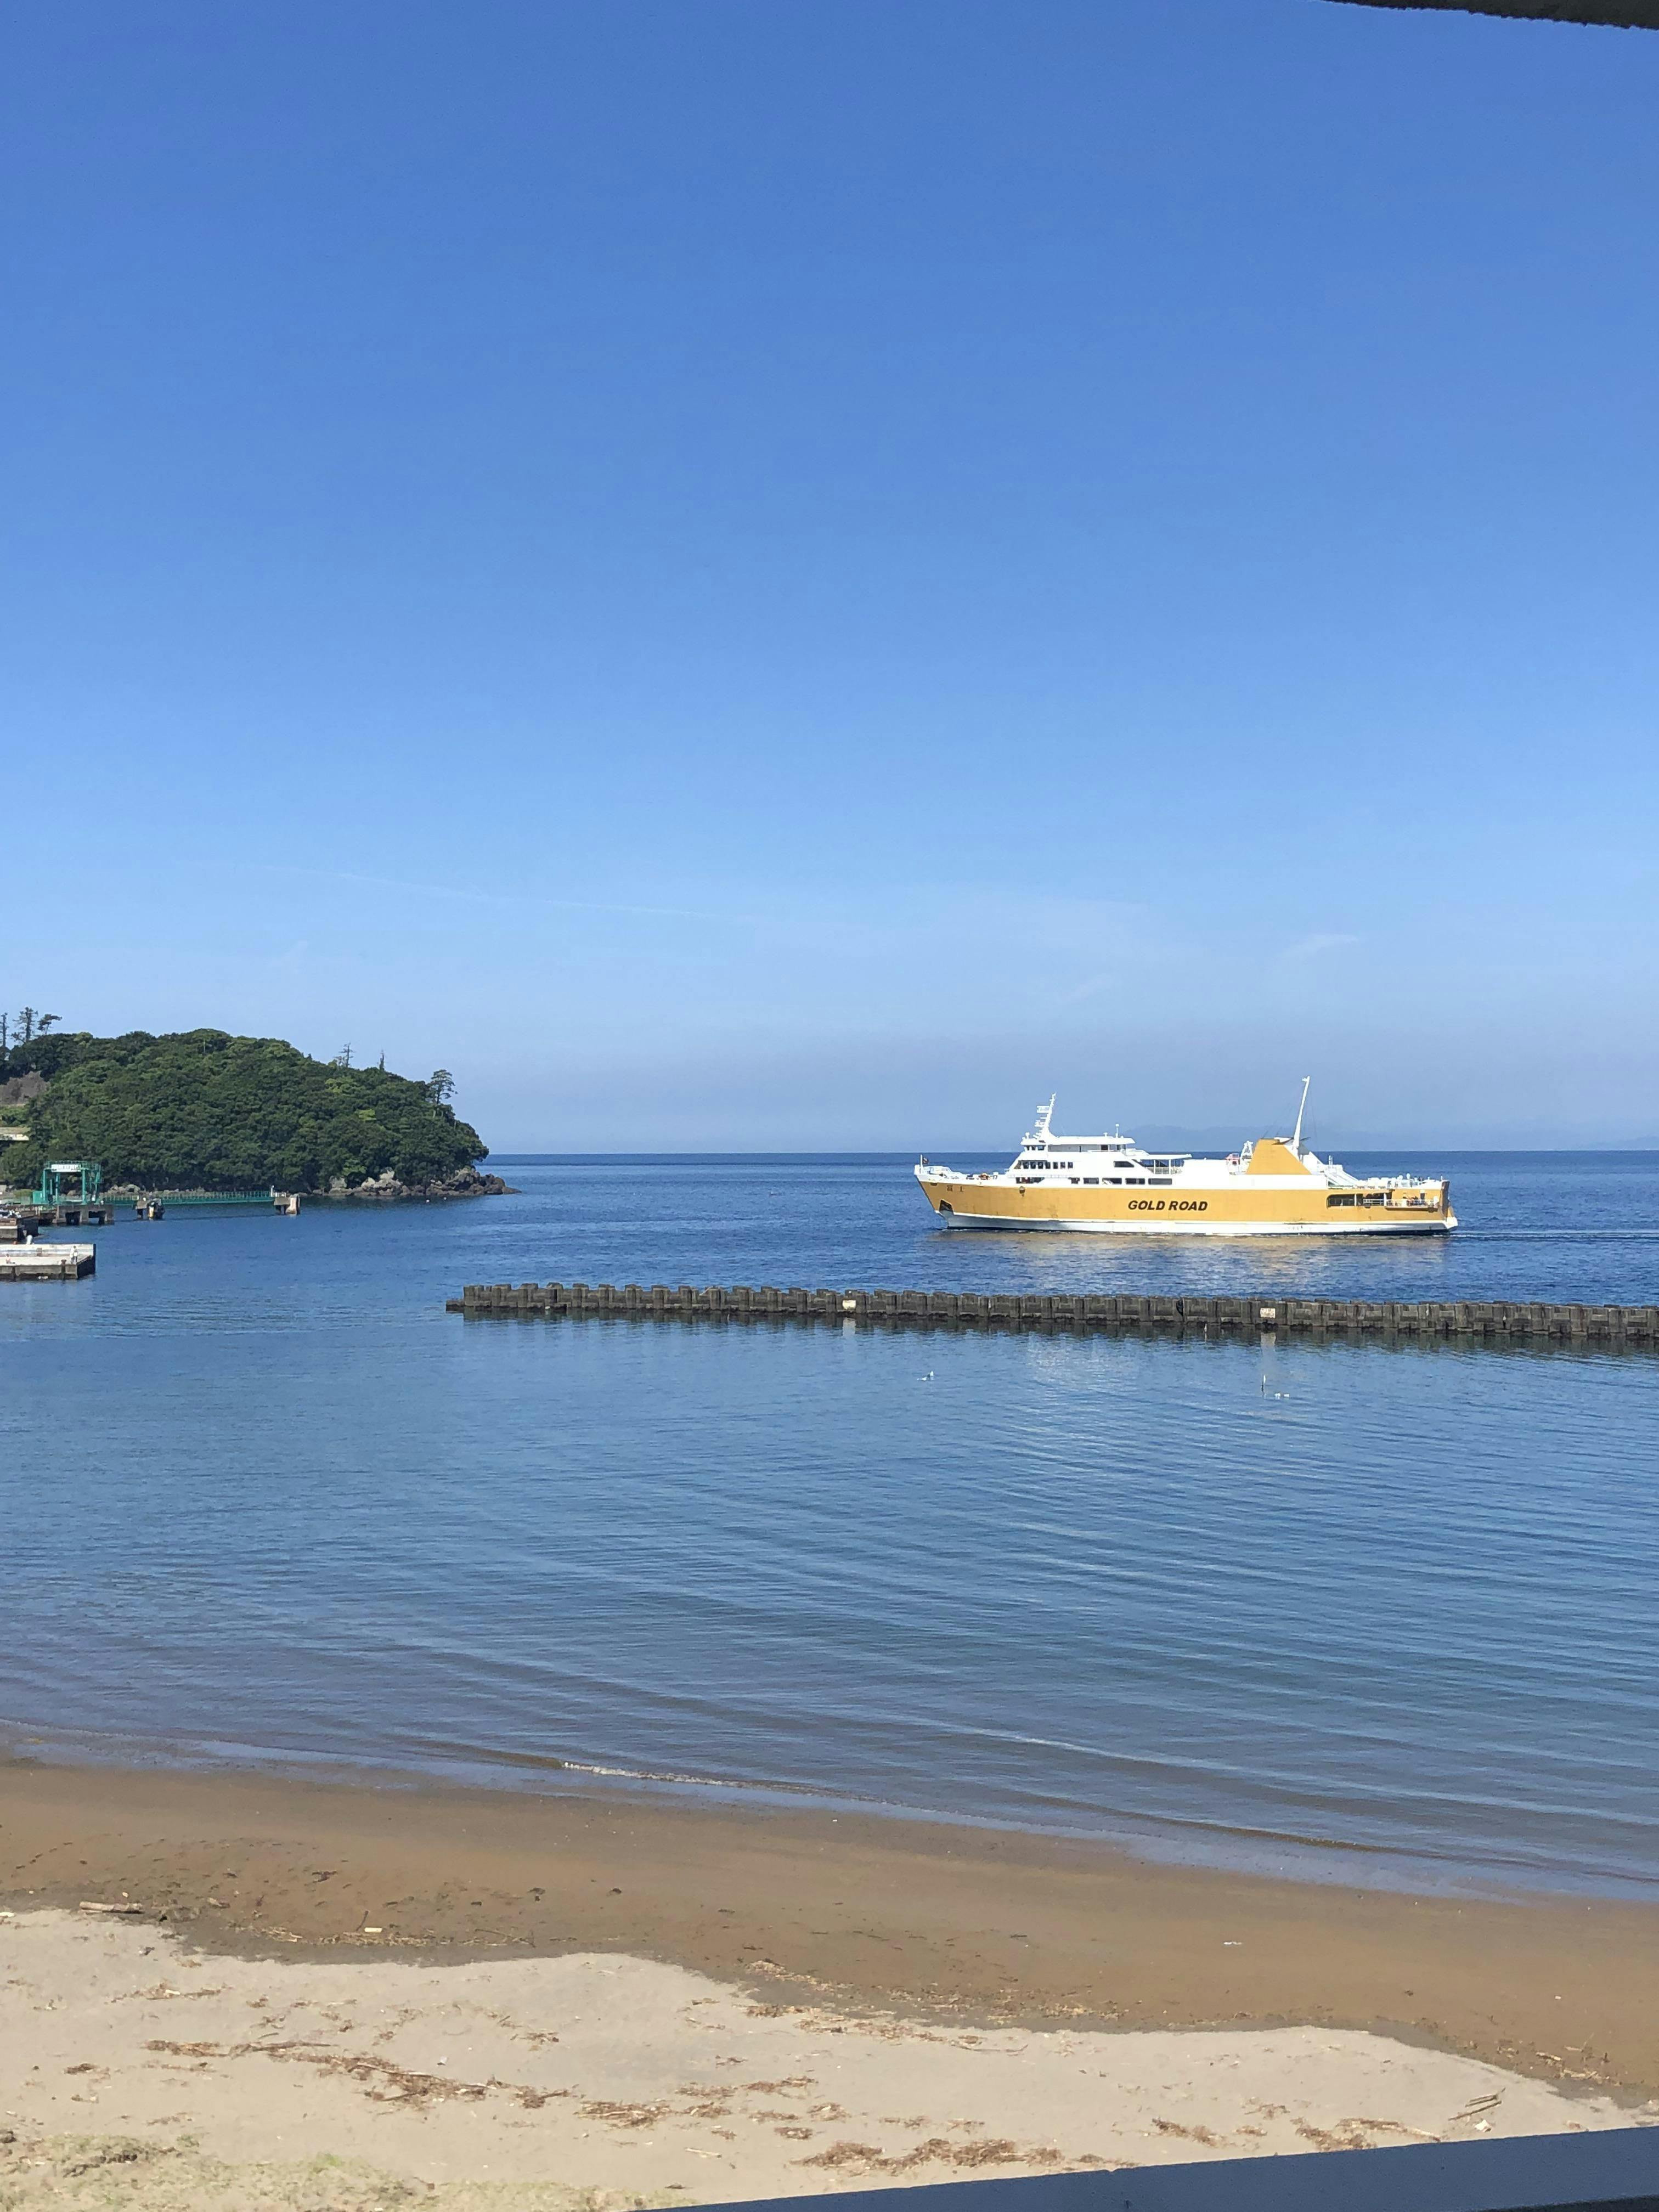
[3,1906,1647,2212]
[2,1763,1656,2206]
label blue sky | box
[6,0,1657,1149]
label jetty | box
[120,1189,300,1211]
[2,1163,114,1226]
[449,1280,1659,1348]
[2,1200,116,1228]
[0,1242,95,1280]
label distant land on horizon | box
[488,1138,1659,1161]
[0,1028,494,1197]
[7,1028,1654,1169]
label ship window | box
[1327,1193,1357,1208]
[1149,1177,1172,1186]
[1083,1177,1098,1185]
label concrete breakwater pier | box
[1,1199,115,1228]
[0,1242,95,1280]
[451,1280,1659,1347]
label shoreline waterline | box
[6,1756,1659,2102]
[8,1723,1659,1907]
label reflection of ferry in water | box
[915,1084,1455,1237]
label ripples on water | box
[3,1153,1657,1897]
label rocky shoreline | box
[98,1168,515,1203]
[318,1166,515,1201]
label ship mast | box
[1290,1075,1311,1156]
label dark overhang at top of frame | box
[691,2125,1659,2212]
[1325,0,1659,27]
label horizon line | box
[485,1144,1659,1160]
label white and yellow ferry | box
[916,1086,1454,1237]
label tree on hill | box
[0,1030,490,1194]
[4,1007,59,1050]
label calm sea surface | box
[4,1153,1657,1898]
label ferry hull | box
[919,1181,1455,1236]
[930,1210,1453,1235]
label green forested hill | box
[0,1030,489,1194]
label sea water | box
[3,1153,1657,1897]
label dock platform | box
[0,1243,95,1280]
[449,1280,1659,1349]
[1,1203,114,1229]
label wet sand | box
[4,1759,1657,2101]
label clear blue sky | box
[7,1,1657,1149]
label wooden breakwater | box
[449,1281,1659,1347]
